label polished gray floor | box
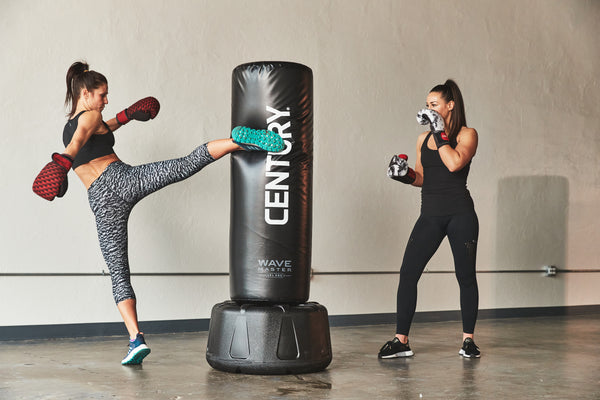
[1,314,599,399]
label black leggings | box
[396,211,479,335]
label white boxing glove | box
[417,108,449,148]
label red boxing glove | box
[116,96,160,125]
[32,153,74,201]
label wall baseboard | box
[1,305,598,341]
[328,304,600,327]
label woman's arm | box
[107,97,161,133]
[32,111,105,200]
[438,127,478,172]
[410,131,427,187]
[104,117,121,132]
[63,111,104,158]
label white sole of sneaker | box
[380,350,414,358]
[459,349,480,358]
[122,344,151,365]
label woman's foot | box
[378,337,414,358]
[121,332,151,365]
[232,126,284,152]
[459,337,481,358]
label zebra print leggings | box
[87,144,215,304]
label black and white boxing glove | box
[417,108,449,148]
[387,154,416,184]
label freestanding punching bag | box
[230,62,312,303]
[206,62,331,374]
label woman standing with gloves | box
[379,79,481,359]
[33,61,283,365]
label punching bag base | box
[206,301,332,375]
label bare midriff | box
[74,153,121,189]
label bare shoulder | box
[416,130,429,146]
[458,127,478,140]
[79,110,102,124]
[78,111,104,133]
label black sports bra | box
[62,111,115,169]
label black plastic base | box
[206,301,332,374]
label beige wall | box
[1,0,599,327]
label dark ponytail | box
[429,79,466,141]
[64,61,108,118]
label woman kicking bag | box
[32,61,284,365]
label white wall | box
[1,0,599,328]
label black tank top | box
[63,111,115,169]
[420,131,474,216]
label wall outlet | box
[544,265,557,277]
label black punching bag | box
[206,62,331,375]
[230,62,313,304]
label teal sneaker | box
[121,333,151,365]
[232,126,284,152]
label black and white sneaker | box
[459,338,481,358]
[378,337,414,358]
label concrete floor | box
[1,314,599,400]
